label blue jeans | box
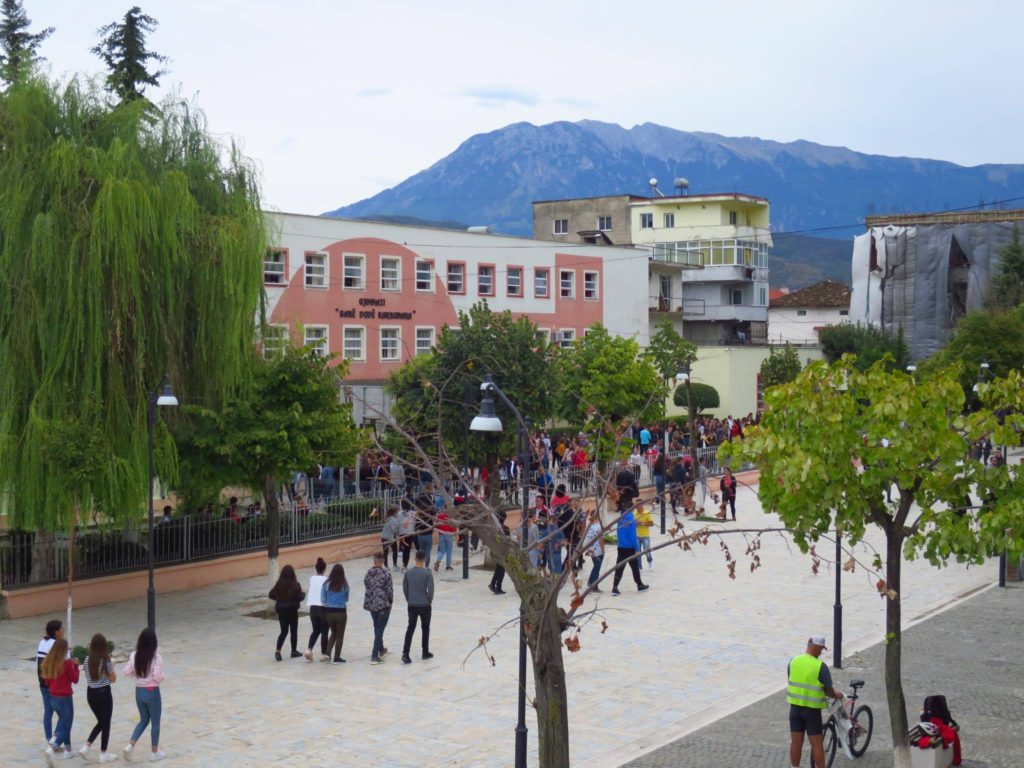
[51,694,73,748]
[588,554,604,586]
[546,534,564,574]
[371,607,391,659]
[637,536,652,568]
[654,474,666,497]
[131,687,162,748]
[437,534,455,567]
[40,686,55,742]
[416,534,433,565]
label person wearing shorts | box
[787,634,841,768]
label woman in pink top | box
[122,628,166,762]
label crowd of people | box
[36,620,165,764]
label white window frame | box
[583,270,599,301]
[553,219,569,235]
[342,325,366,362]
[534,268,550,298]
[639,213,654,229]
[447,262,465,294]
[304,324,329,357]
[264,249,287,285]
[304,252,328,289]
[380,326,402,362]
[558,329,576,349]
[380,256,402,292]
[729,211,738,226]
[536,328,551,345]
[415,259,434,292]
[478,264,495,296]
[731,288,744,306]
[663,213,675,228]
[507,266,523,297]
[559,269,575,299]
[343,253,365,290]
[597,215,612,232]
[414,326,435,356]
[262,324,289,356]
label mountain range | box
[326,120,1024,287]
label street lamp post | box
[833,528,843,669]
[470,374,529,768]
[147,374,178,630]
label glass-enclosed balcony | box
[651,239,769,269]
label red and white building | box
[263,212,648,426]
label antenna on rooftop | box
[674,177,689,196]
[649,178,664,198]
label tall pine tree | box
[92,6,167,102]
[989,226,1024,310]
[0,0,53,85]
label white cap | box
[808,634,828,649]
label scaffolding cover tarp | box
[850,221,1019,359]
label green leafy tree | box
[759,343,802,389]
[672,382,720,414]
[924,306,1024,397]
[722,360,1024,768]
[645,319,697,381]
[819,323,908,371]
[386,302,555,483]
[92,6,167,102]
[988,226,1024,310]
[0,78,265,536]
[0,0,52,85]
[177,345,363,590]
[556,324,664,446]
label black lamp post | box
[833,527,843,669]
[470,374,529,768]
[147,374,178,630]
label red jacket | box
[47,659,79,697]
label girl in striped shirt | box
[79,633,118,763]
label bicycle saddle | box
[850,678,865,688]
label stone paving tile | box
[2,484,1001,767]
[622,584,1024,768]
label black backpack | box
[921,695,958,729]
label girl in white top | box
[304,557,329,661]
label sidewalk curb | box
[577,579,998,768]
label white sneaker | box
[98,754,120,764]
[648,561,654,570]
[79,744,92,761]
[122,745,134,762]
[149,752,167,762]
[58,750,78,761]
[44,747,57,767]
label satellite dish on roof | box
[649,178,664,198]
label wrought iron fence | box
[1,491,399,589]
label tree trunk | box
[263,477,281,614]
[528,595,571,768]
[30,528,56,583]
[885,530,911,768]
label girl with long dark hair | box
[41,638,78,765]
[304,557,329,662]
[79,633,118,763]
[320,563,350,663]
[269,564,306,661]
[122,628,166,762]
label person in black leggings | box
[80,633,116,762]
[269,565,305,661]
[305,557,329,661]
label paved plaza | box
[4,483,1000,767]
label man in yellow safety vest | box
[788,634,842,767]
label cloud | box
[551,96,595,109]
[459,86,539,108]
[356,87,393,97]
[274,135,299,153]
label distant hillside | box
[326,120,1024,238]
[770,234,852,290]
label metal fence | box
[1,492,399,589]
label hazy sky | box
[38,1,1024,215]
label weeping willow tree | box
[0,77,265,563]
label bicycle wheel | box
[811,721,838,768]
[849,704,874,757]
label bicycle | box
[812,678,874,767]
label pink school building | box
[263,212,648,425]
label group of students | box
[269,551,434,666]
[35,620,166,764]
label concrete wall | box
[768,307,849,345]
[531,196,633,246]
